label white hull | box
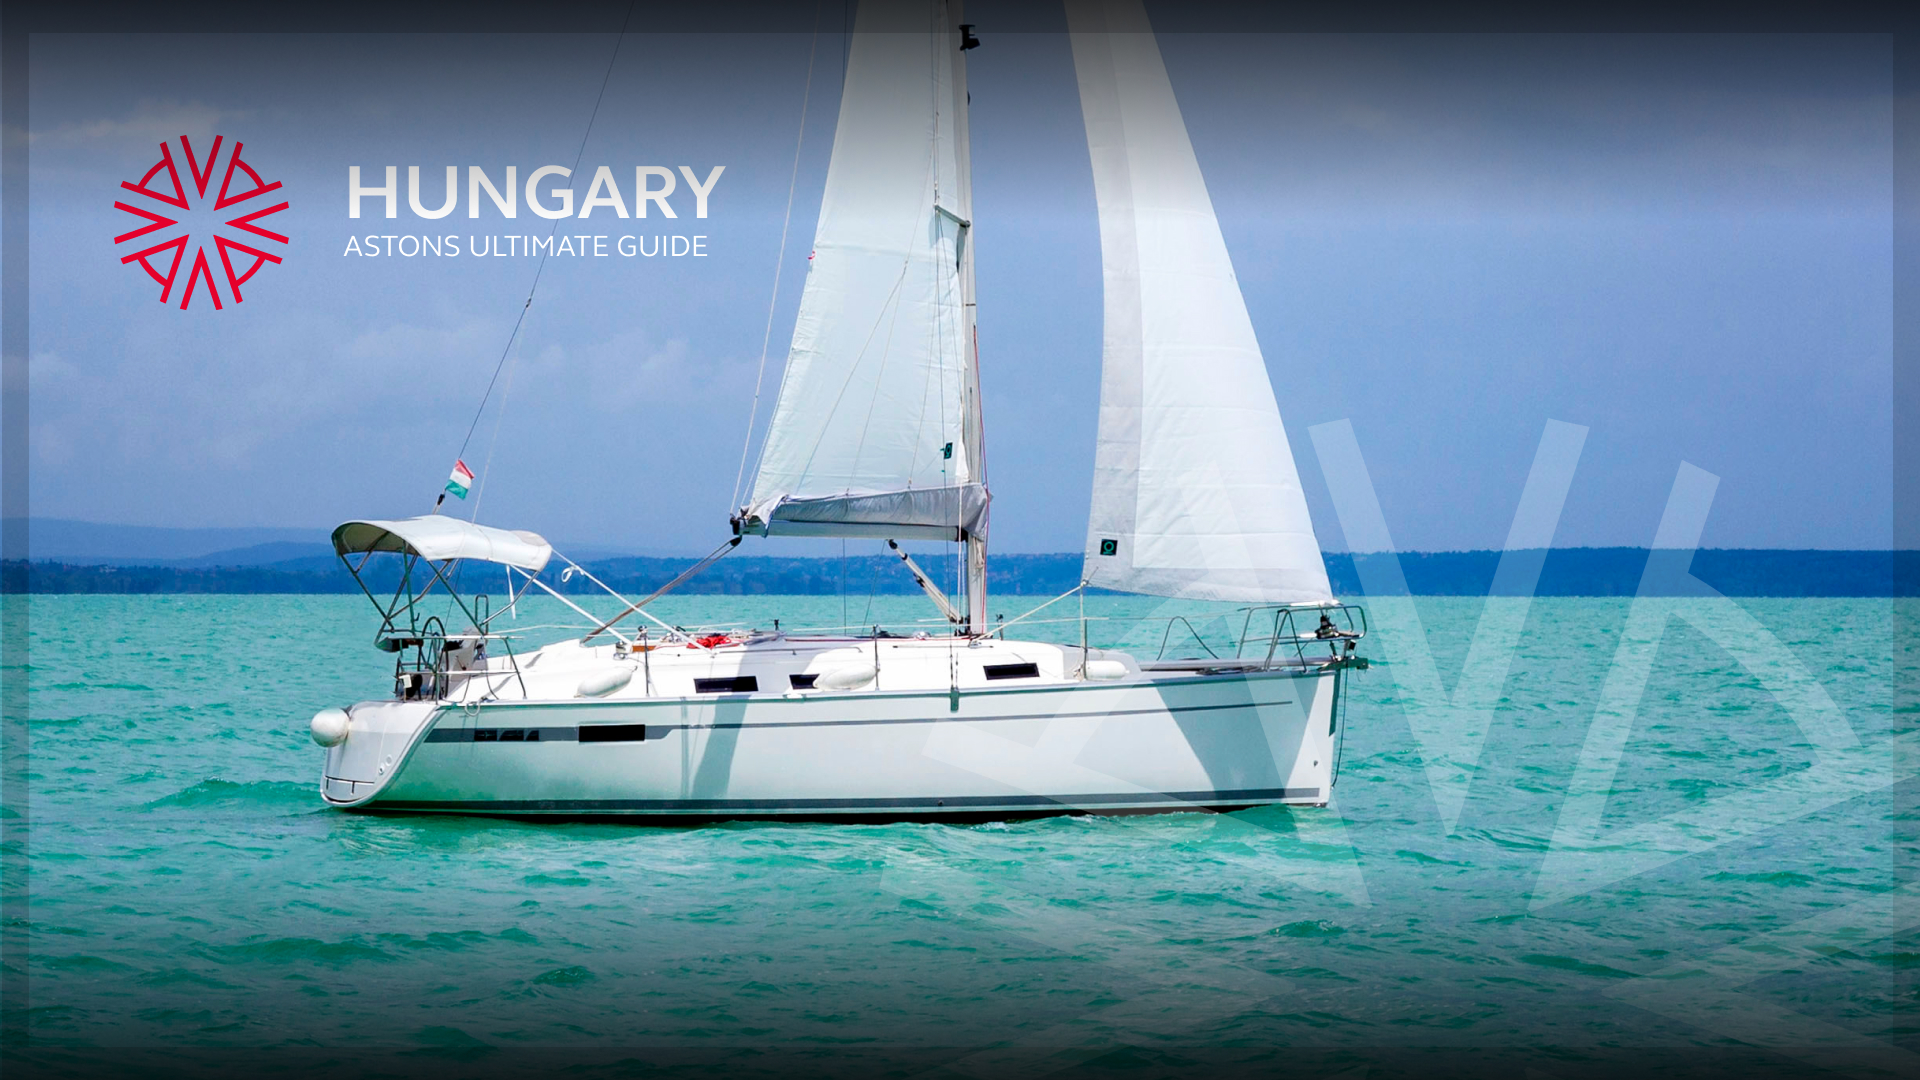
[319,639,1348,819]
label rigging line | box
[437,3,631,613]
[447,0,636,488]
[581,535,741,643]
[466,318,522,523]
[730,11,823,516]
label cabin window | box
[470,728,540,742]
[694,676,759,694]
[789,673,818,689]
[983,662,1040,681]
[579,724,648,743]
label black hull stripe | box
[422,699,1295,742]
[427,727,580,742]
[366,788,1323,814]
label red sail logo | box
[113,136,289,310]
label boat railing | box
[386,626,530,702]
[976,603,1372,672]
[1229,603,1369,666]
[1155,616,1221,662]
[379,604,1369,702]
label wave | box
[204,936,395,967]
[143,778,313,811]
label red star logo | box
[113,136,290,310]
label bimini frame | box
[330,516,714,703]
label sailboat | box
[310,0,1367,819]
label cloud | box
[30,99,253,150]
[526,327,750,415]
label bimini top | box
[331,516,553,572]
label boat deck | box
[437,633,1142,704]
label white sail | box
[741,0,985,544]
[1067,0,1332,604]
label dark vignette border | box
[0,1,1914,1077]
[4,1045,1915,1080]
[1895,1,1920,1041]
[0,0,29,1058]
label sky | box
[22,19,1895,554]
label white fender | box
[1083,660,1128,681]
[816,664,878,691]
[576,664,637,698]
[310,708,351,747]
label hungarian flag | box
[445,459,474,499]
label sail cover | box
[740,0,985,542]
[1067,0,1332,603]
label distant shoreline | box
[5,549,1913,597]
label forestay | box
[739,0,986,543]
[1066,0,1332,604]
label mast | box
[951,3,988,632]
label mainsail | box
[740,0,985,551]
[1067,0,1333,604]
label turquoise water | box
[14,593,1919,1069]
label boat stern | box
[315,699,442,806]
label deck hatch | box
[579,724,648,743]
[694,676,759,694]
[983,662,1040,681]
[788,673,818,689]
